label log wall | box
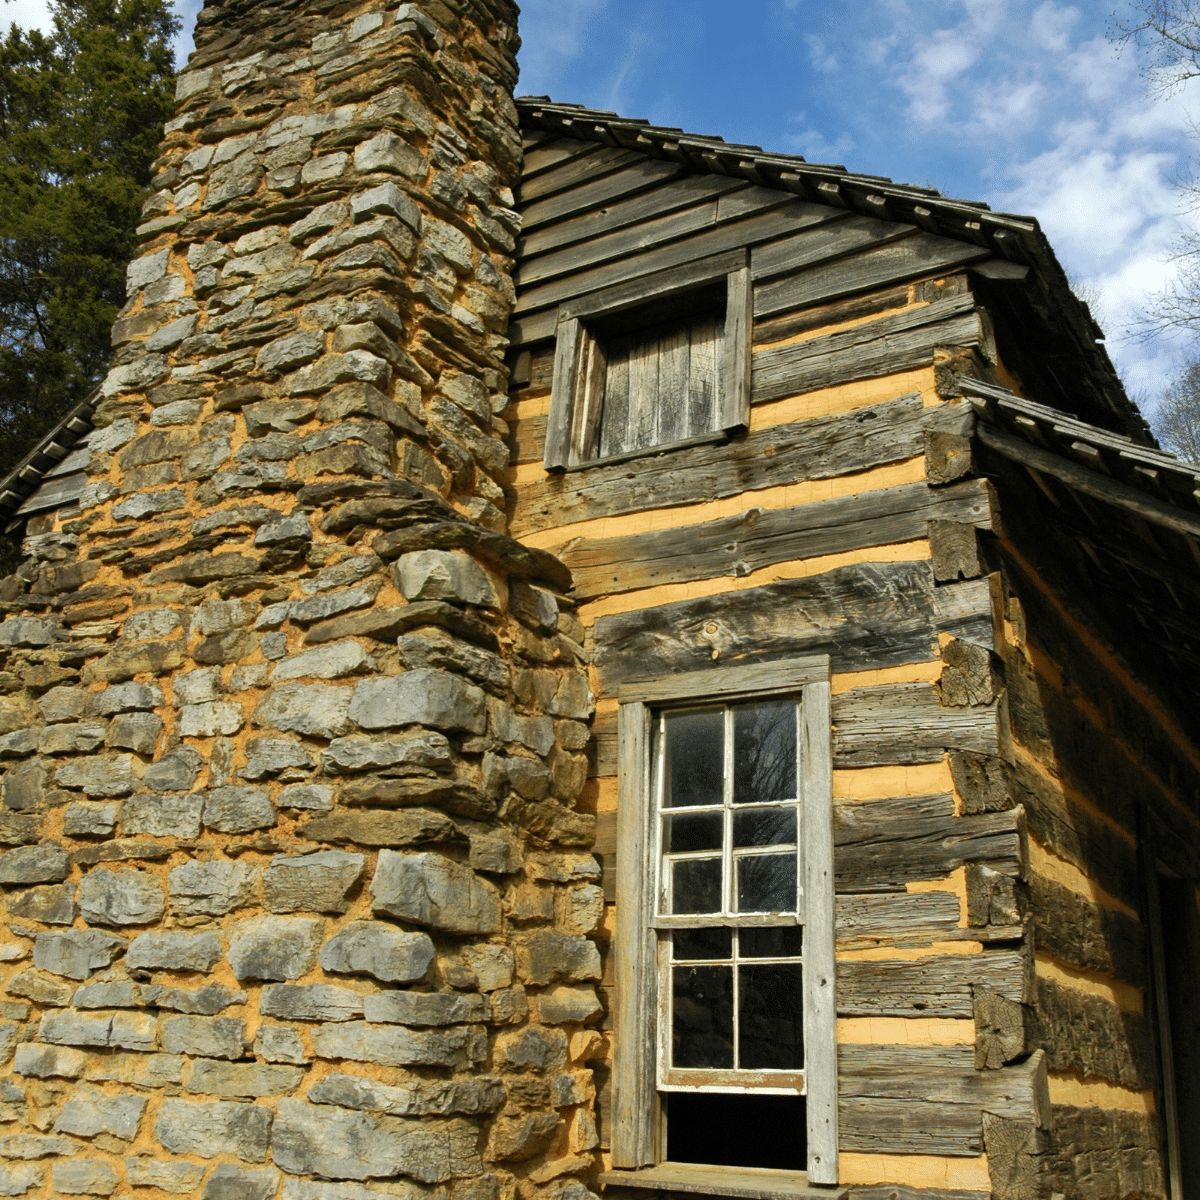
[505,135,1040,1197]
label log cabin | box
[0,5,1191,1199]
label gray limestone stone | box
[0,617,59,648]
[271,1098,480,1182]
[252,683,353,738]
[54,1084,146,1139]
[155,1098,272,1161]
[353,133,426,180]
[162,1016,246,1060]
[309,1022,486,1070]
[277,783,334,812]
[39,686,87,723]
[54,754,138,797]
[0,844,69,886]
[0,1134,73,1159]
[8,883,77,925]
[255,512,313,545]
[227,915,323,982]
[320,732,451,775]
[141,984,246,1015]
[281,1181,438,1200]
[106,712,167,753]
[32,930,125,980]
[494,1024,568,1072]
[39,722,106,755]
[318,921,434,983]
[254,1024,308,1065]
[0,730,37,760]
[142,745,204,791]
[63,803,118,838]
[193,598,256,636]
[489,701,555,755]
[125,1159,205,1194]
[174,667,222,706]
[286,583,380,624]
[270,641,373,682]
[84,1053,184,1088]
[263,851,365,914]
[126,930,222,973]
[535,985,602,1025]
[349,670,485,734]
[124,607,183,641]
[13,1043,88,1078]
[181,700,245,737]
[259,983,363,1022]
[192,630,257,666]
[71,981,139,1009]
[243,399,317,437]
[0,761,45,812]
[169,859,259,916]
[88,681,163,716]
[38,1009,156,1051]
[306,1072,504,1118]
[396,630,509,693]
[78,867,164,927]
[185,1059,304,1099]
[371,851,500,934]
[203,785,276,834]
[239,737,314,781]
[6,970,68,1006]
[462,944,513,992]
[120,792,204,838]
[362,990,489,1026]
[258,332,323,375]
[202,1163,281,1200]
[516,931,602,986]
[51,1159,119,1195]
[0,1165,40,1196]
[351,181,421,230]
[395,550,497,607]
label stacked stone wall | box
[0,2,602,1198]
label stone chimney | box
[0,2,602,1198]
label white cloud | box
[806,35,838,74]
[0,0,52,33]
[514,0,609,99]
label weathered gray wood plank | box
[831,682,1001,766]
[520,144,646,204]
[752,213,917,282]
[554,477,995,602]
[521,157,687,232]
[522,137,605,182]
[838,951,1031,1017]
[589,561,994,698]
[750,291,978,405]
[755,232,992,317]
[836,891,963,948]
[520,173,746,259]
[510,391,930,537]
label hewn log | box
[1030,873,1145,986]
[966,863,1023,928]
[1042,1106,1166,1200]
[510,392,930,537]
[929,520,987,582]
[983,1114,1049,1200]
[557,477,995,602]
[837,950,1032,1017]
[940,638,998,707]
[590,562,994,698]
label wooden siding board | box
[520,173,747,259]
[510,391,930,538]
[520,144,647,203]
[522,137,606,182]
[837,951,1032,1017]
[555,477,995,602]
[520,157,687,231]
[751,213,918,282]
[590,564,994,698]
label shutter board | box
[688,315,719,437]
[600,346,630,459]
[628,335,660,451]
[544,315,585,471]
[721,264,752,432]
[657,324,691,445]
[572,333,608,463]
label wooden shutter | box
[543,314,584,471]
[720,263,752,433]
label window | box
[543,251,752,470]
[610,659,837,1187]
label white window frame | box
[611,657,838,1186]
[542,249,752,472]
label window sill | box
[557,428,733,473]
[598,1164,846,1200]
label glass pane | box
[663,709,724,808]
[740,927,804,959]
[738,962,804,1070]
[673,965,734,1069]
[673,928,733,961]
[665,812,723,853]
[732,700,796,804]
[736,853,797,913]
[733,807,796,848]
[672,858,722,914]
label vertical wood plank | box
[544,314,584,470]
[628,333,660,451]
[801,675,838,1185]
[657,323,691,445]
[687,315,718,437]
[571,331,608,464]
[721,263,752,432]
[1142,826,1184,1200]
[613,700,657,1168]
[600,340,630,459]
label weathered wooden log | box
[973,988,1030,1069]
[929,519,987,582]
[837,950,1032,1017]
[940,638,999,707]
[1029,873,1145,986]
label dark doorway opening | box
[664,1092,806,1171]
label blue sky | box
[6,0,1199,412]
